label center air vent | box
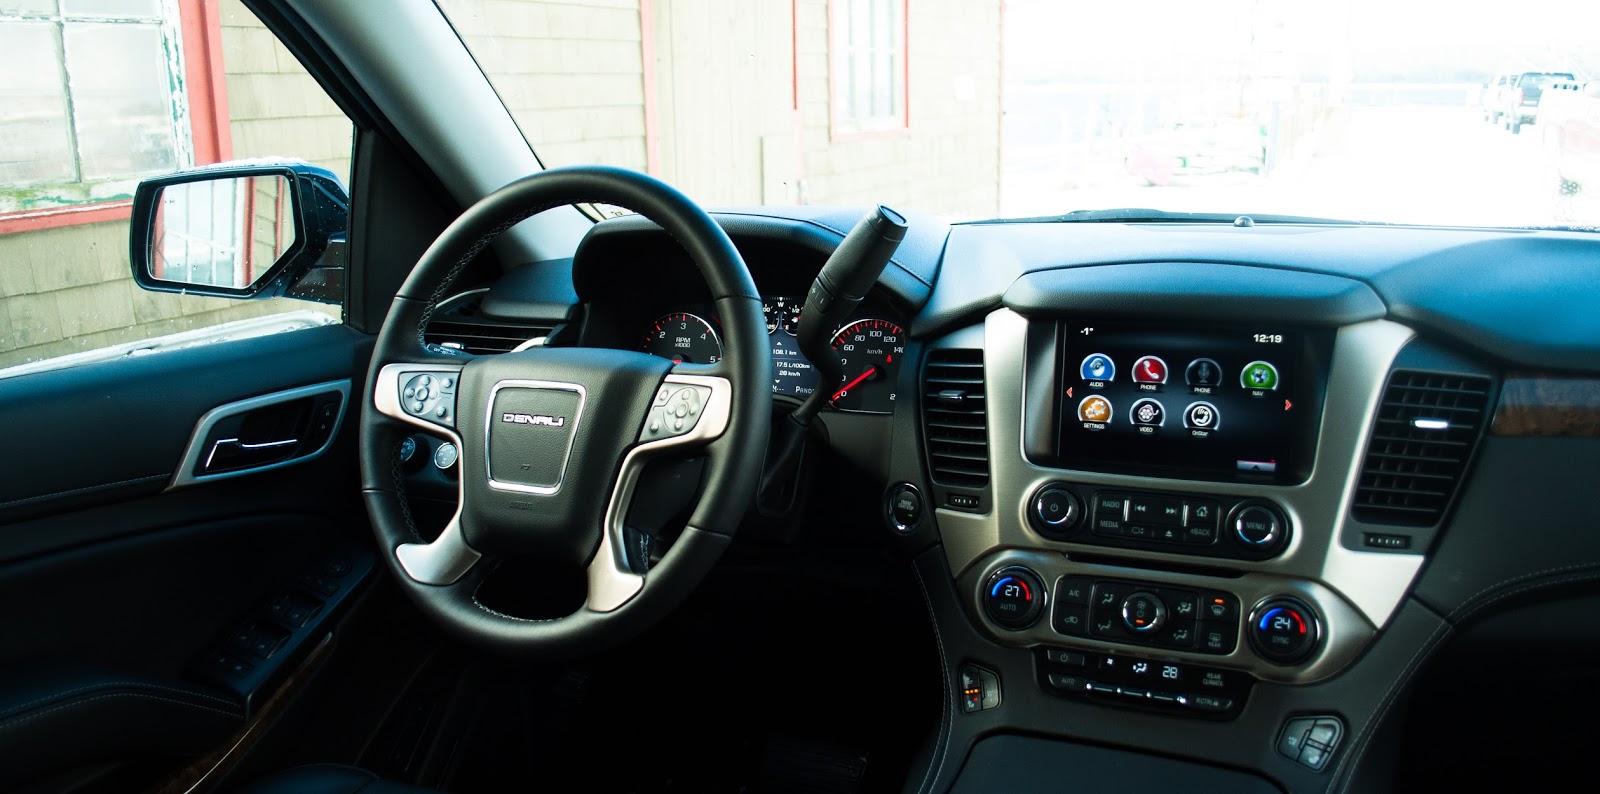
[922,349,989,489]
[1352,370,1491,527]
[422,292,552,354]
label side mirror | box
[130,160,348,303]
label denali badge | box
[501,412,566,427]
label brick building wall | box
[3,0,1003,371]
[0,0,348,370]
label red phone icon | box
[1133,356,1168,383]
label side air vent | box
[923,349,989,489]
[1352,371,1491,526]
[422,293,552,355]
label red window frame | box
[0,0,232,235]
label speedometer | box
[643,312,722,364]
[828,319,904,413]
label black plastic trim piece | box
[1002,262,1386,324]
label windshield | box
[439,0,1600,230]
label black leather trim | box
[0,669,242,789]
[239,763,439,794]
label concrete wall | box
[0,0,348,369]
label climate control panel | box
[1027,482,1291,561]
[1053,576,1241,655]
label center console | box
[927,305,1429,718]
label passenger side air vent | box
[422,293,552,354]
[922,349,989,490]
[1352,371,1491,526]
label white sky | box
[1007,0,1600,83]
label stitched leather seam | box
[1330,566,1600,792]
[0,681,236,722]
[911,561,954,794]
[0,474,168,510]
[0,692,240,734]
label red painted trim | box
[0,202,133,235]
[826,0,911,142]
[791,0,800,111]
[640,0,660,176]
[902,0,910,130]
[241,176,257,283]
[181,0,232,165]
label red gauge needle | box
[832,366,878,402]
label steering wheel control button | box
[1080,353,1115,383]
[433,442,458,472]
[959,665,1002,713]
[885,483,923,534]
[983,567,1046,630]
[639,385,711,443]
[1249,597,1321,665]
[1240,361,1280,392]
[1280,716,1344,770]
[1121,592,1167,633]
[1230,502,1288,553]
[399,371,459,427]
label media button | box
[1131,356,1168,385]
[1129,398,1165,429]
[1080,353,1115,383]
[1240,361,1280,391]
[1078,395,1113,427]
[1185,358,1223,389]
[1183,401,1221,431]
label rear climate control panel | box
[1028,482,1291,561]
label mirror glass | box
[150,175,297,290]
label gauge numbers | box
[643,312,722,364]
[829,319,905,413]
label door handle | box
[203,437,300,473]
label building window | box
[831,0,906,134]
[0,0,194,216]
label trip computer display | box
[1055,323,1326,484]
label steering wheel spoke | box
[373,362,466,435]
[587,371,732,612]
[396,514,483,585]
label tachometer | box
[828,319,904,413]
[644,312,722,364]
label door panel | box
[0,324,377,789]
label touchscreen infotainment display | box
[1056,322,1325,483]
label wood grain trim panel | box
[1491,376,1600,437]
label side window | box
[0,0,351,376]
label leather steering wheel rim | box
[359,165,770,658]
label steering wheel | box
[360,166,771,657]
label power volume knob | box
[982,567,1047,630]
[1029,485,1082,536]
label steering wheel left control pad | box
[398,371,459,426]
[640,384,712,442]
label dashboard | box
[636,296,907,413]
[420,205,1600,793]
